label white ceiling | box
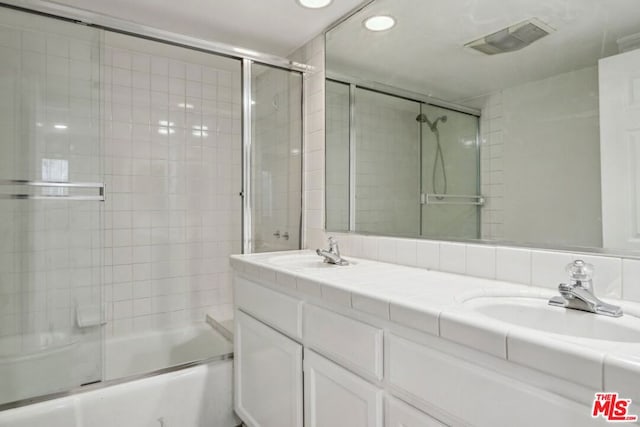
[50,0,366,57]
[326,0,640,104]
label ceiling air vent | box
[465,18,554,55]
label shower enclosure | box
[0,5,303,408]
[326,79,481,239]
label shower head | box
[434,115,447,126]
[416,113,447,131]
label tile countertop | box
[230,250,640,400]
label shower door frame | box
[241,60,305,254]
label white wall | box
[102,32,242,338]
[480,66,602,248]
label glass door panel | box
[0,8,103,404]
[251,64,302,252]
[420,104,480,239]
[354,88,421,236]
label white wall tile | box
[622,259,640,302]
[507,330,603,389]
[465,245,496,279]
[100,34,241,338]
[439,243,466,274]
[496,247,531,285]
[361,236,379,261]
[604,355,640,402]
[416,240,439,270]
[377,237,397,264]
[396,239,418,267]
[530,250,574,289]
[575,254,621,298]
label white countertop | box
[230,250,640,400]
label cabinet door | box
[304,350,382,427]
[234,310,303,427]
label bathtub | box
[105,323,233,380]
[0,323,237,427]
[0,332,83,404]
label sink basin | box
[267,254,355,270]
[464,296,640,343]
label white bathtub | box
[105,323,233,380]
[0,333,83,404]
[0,324,237,427]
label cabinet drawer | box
[386,396,446,427]
[235,276,302,340]
[304,304,383,380]
[387,334,599,427]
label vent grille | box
[465,18,554,55]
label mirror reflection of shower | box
[416,112,448,199]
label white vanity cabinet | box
[233,255,616,427]
[234,276,305,427]
[304,349,383,427]
[234,276,390,427]
[234,308,303,427]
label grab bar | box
[421,193,485,206]
[0,180,105,201]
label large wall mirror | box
[325,0,640,255]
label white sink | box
[464,296,640,343]
[267,253,355,270]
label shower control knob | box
[273,230,280,238]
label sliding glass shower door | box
[325,82,481,239]
[354,88,421,236]
[0,9,103,404]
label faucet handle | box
[327,236,340,255]
[566,260,593,279]
[566,260,594,289]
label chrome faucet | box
[548,260,622,317]
[316,237,349,266]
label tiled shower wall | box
[479,91,505,241]
[324,80,349,232]
[102,33,241,337]
[294,35,640,304]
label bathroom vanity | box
[231,251,640,427]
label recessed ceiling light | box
[364,15,396,32]
[297,0,332,9]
